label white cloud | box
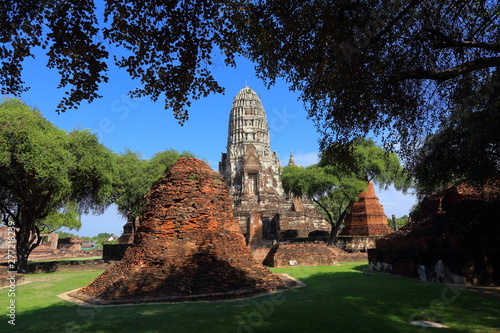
[292,151,319,167]
[376,185,418,218]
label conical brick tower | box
[73,158,287,304]
[336,182,393,252]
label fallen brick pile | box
[369,180,500,285]
[263,243,367,267]
[74,158,287,304]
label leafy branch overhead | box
[1,1,499,164]
[0,0,240,123]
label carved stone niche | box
[244,144,261,172]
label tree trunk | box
[327,204,352,246]
[327,229,335,246]
[15,235,30,273]
[312,198,337,246]
[15,211,41,273]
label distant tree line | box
[56,231,118,248]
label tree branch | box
[28,223,42,253]
[0,202,17,224]
[425,28,500,52]
[393,57,500,82]
[312,197,334,226]
[370,0,421,45]
[435,40,500,52]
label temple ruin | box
[219,86,330,246]
[73,158,289,304]
[336,181,393,252]
[369,180,500,285]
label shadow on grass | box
[6,264,500,333]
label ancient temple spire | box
[219,86,330,244]
[219,86,283,199]
[337,181,393,251]
[288,150,297,167]
[225,86,271,155]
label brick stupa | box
[73,158,287,304]
[336,182,393,252]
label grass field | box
[1,262,499,332]
[29,257,103,263]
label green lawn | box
[2,263,499,332]
[29,256,102,263]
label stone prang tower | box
[220,87,330,245]
[219,86,284,205]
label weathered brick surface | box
[340,182,393,237]
[102,244,132,261]
[263,243,367,267]
[369,180,500,285]
[57,237,82,252]
[77,158,286,302]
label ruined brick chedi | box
[219,87,329,245]
[75,158,287,304]
[336,181,393,251]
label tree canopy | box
[2,1,498,186]
[0,98,114,272]
[2,1,498,157]
[241,1,500,160]
[282,164,366,244]
[411,70,500,193]
[0,0,239,121]
[113,148,195,221]
[282,138,409,243]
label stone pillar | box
[392,214,399,232]
[247,212,263,246]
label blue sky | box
[16,51,417,237]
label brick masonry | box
[263,243,368,267]
[337,181,393,251]
[368,180,500,285]
[74,158,288,304]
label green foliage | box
[92,232,118,248]
[66,129,116,214]
[322,138,412,191]
[147,149,196,178]
[387,215,409,230]
[39,202,81,234]
[113,149,195,220]
[282,164,365,243]
[0,98,114,271]
[55,231,79,239]
[412,74,500,193]
[113,150,150,219]
[282,139,410,243]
